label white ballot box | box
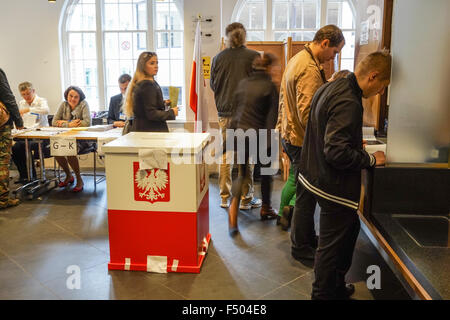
[102,132,210,273]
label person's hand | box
[68,119,81,127]
[114,121,125,128]
[372,151,386,166]
[164,99,171,107]
[172,106,179,117]
[19,107,30,116]
[55,120,66,127]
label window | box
[61,0,185,116]
[233,0,356,70]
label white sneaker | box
[239,197,262,210]
[220,198,229,208]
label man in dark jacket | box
[210,22,261,210]
[0,68,24,209]
[107,73,131,127]
[298,51,391,300]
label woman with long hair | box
[124,52,178,132]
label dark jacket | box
[107,93,124,124]
[131,80,175,132]
[0,68,23,128]
[210,46,259,117]
[298,73,375,211]
[231,70,279,132]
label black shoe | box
[280,205,293,231]
[291,246,316,261]
[336,283,355,299]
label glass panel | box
[238,5,249,28]
[327,2,339,25]
[68,33,83,60]
[169,60,184,87]
[274,32,288,42]
[247,31,264,41]
[341,31,355,59]
[340,58,353,72]
[106,86,120,106]
[67,4,82,31]
[104,3,119,30]
[84,86,99,111]
[170,32,183,59]
[341,1,354,29]
[84,60,98,86]
[104,32,119,59]
[118,3,133,30]
[105,60,120,86]
[303,1,317,28]
[119,59,134,77]
[169,3,182,30]
[291,2,302,29]
[83,33,97,60]
[118,32,133,59]
[156,32,170,52]
[69,60,84,85]
[136,1,147,30]
[156,3,169,30]
[273,2,288,29]
[133,32,147,57]
[82,4,96,31]
[250,2,264,29]
[291,31,315,41]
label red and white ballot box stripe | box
[103,132,210,273]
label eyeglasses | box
[143,51,156,58]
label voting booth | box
[103,132,211,273]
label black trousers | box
[282,139,317,251]
[311,197,360,300]
[12,140,50,180]
[231,137,273,206]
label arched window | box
[60,0,185,116]
[233,0,356,70]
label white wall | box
[0,0,242,121]
[0,0,64,113]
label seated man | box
[12,82,50,184]
[107,73,131,128]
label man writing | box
[298,50,391,299]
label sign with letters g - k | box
[50,137,77,156]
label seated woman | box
[52,86,91,192]
[124,51,178,132]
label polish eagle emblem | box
[133,162,170,203]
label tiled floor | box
[0,171,411,300]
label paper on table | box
[22,113,38,128]
[138,149,167,170]
[168,86,179,108]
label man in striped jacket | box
[299,51,391,300]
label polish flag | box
[189,20,209,133]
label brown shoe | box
[0,198,20,209]
[260,204,278,220]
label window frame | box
[60,0,185,114]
